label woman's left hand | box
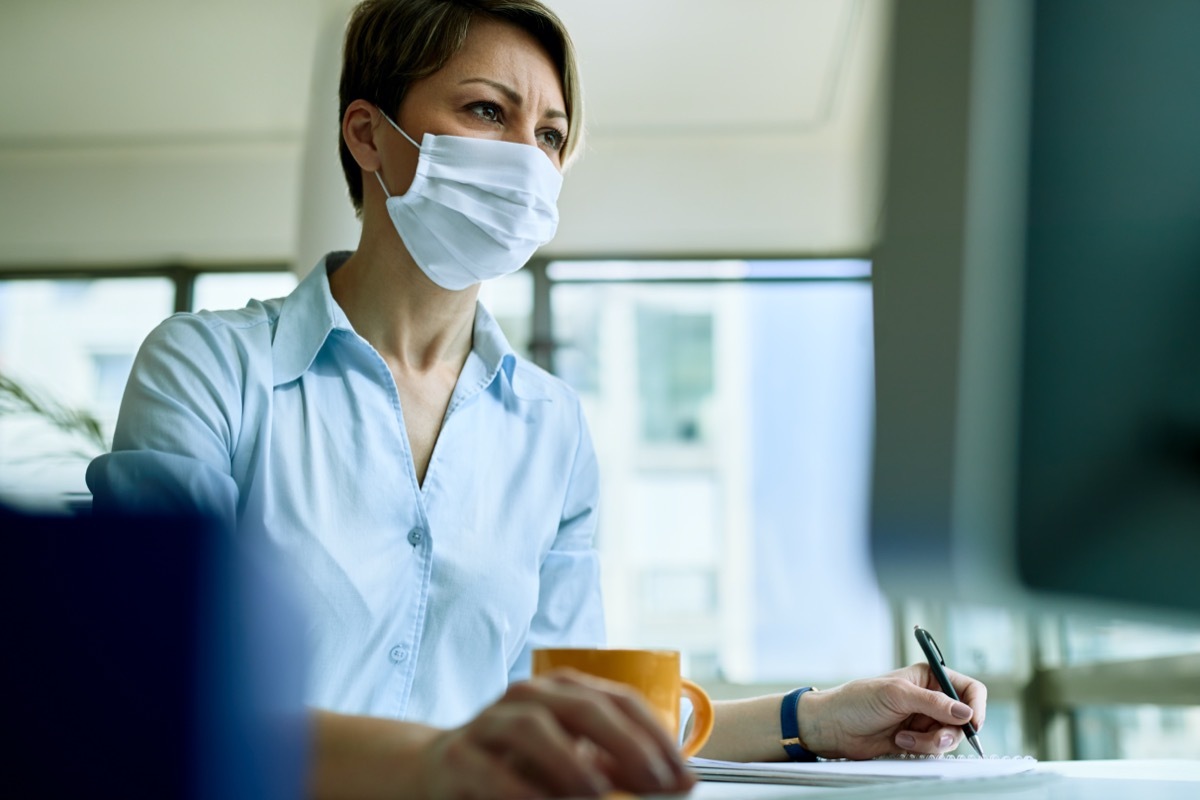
[797,663,988,759]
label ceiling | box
[543,0,862,135]
[0,0,890,267]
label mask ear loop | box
[374,107,421,199]
[379,108,421,148]
[373,170,394,200]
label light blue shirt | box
[87,253,606,728]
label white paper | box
[689,755,1039,787]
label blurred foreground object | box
[2,506,309,798]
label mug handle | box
[679,678,714,758]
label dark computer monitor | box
[869,0,1200,616]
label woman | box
[88,1,987,797]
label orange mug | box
[531,648,714,758]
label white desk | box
[667,760,1200,800]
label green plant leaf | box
[0,372,109,455]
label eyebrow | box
[458,77,568,122]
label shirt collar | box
[272,253,549,401]
[272,252,353,387]
[469,299,550,402]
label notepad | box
[689,754,1039,787]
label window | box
[1056,617,1200,759]
[0,267,298,505]
[477,268,533,360]
[4,258,1196,760]
[1074,706,1200,759]
[1062,618,1200,667]
[0,277,174,501]
[543,257,1199,759]
[635,306,714,445]
[192,271,298,313]
[548,260,890,683]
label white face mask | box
[374,111,563,291]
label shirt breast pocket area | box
[430,523,546,654]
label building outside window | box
[549,260,889,686]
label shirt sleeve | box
[86,314,246,531]
[508,399,607,682]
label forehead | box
[431,15,565,104]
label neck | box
[330,224,478,373]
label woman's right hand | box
[416,669,695,798]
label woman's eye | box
[469,102,501,122]
[539,129,565,151]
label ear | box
[342,99,384,173]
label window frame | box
[0,261,294,314]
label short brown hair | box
[338,0,583,214]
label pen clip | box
[925,630,946,666]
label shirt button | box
[407,528,425,546]
[389,646,408,664]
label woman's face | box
[379,15,568,196]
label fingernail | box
[952,702,973,720]
[939,733,955,749]
[897,733,916,749]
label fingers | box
[883,679,978,730]
[428,730,544,800]
[470,699,613,797]
[557,670,694,792]
[558,671,690,776]
[894,726,964,755]
[889,666,986,728]
[508,672,694,794]
[474,672,694,796]
[888,666,989,756]
[943,667,988,732]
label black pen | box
[913,625,984,757]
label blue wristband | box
[780,686,819,761]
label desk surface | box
[670,760,1200,800]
